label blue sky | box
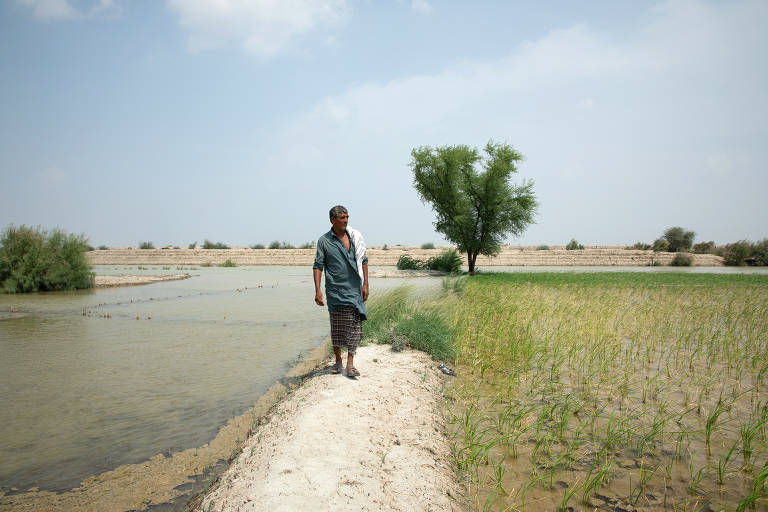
[1,0,766,247]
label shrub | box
[692,241,715,254]
[268,241,295,249]
[397,255,425,270]
[723,241,751,266]
[202,239,229,249]
[0,225,94,293]
[250,243,265,249]
[139,241,154,249]
[627,242,651,250]
[300,241,315,249]
[426,249,462,274]
[565,239,584,250]
[382,244,388,250]
[652,238,669,252]
[663,226,695,252]
[200,261,213,267]
[752,239,768,266]
[421,242,435,249]
[98,245,109,250]
[536,245,550,251]
[669,253,693,266]
[219,259,237,267]
[188,241,197,249]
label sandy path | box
[196,344,467,512]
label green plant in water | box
[218,259,237,267]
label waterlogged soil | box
[444,282,768,511]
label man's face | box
[330,212,349,232]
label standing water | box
[0,266,438,498]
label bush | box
[426,249,462,273]
[98,245,109,250]
[652,238,669,252]
[669,253,693,266]
[188,241,197,249]
[536,245,550,251]
[421,242,435,249]
[663,226,695,252]
[627,242,651,250]
[250,243,265,249]
[300,241,315,249]
[269,241,295,249]
[723,241,751,266]
[397,255,425,270]
[202,239,229,249]
[218,259,237,267]
[0,225,94,293]
[752,239,768,266]
[565,239,584,250]
[692,241,715,254]
[382,244,388,250]
[139,241,154,249]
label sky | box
[1,0,766,248]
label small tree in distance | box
[410,140,537,274]
[663,226,695,252]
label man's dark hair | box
[329,205,348,219]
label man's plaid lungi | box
[329,306,362,355]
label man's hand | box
[362,283,369,302]
[315,291,324,306]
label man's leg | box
[334,345,343,365]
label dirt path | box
[195,344,467,512]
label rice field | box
[442,272,768,511]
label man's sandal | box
[330,361,343,374]
[346,366,360,377]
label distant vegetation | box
[421,242,435,249]
[299,241,316,249]
[626,226,767,266]
[188,241,197,249]
[202,239,229,249]
[98,245,109,250]
[565,238,584,250]
[535,244,550,250]
[138,241,154,249]
[250,243,265,249]
[669,252,693,266]
[396,249,462,274]
[218,259,237,267]
[269,241,295,249]
[0,225,94,293]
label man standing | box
[313,205,369,377]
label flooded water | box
[0,266,439,495]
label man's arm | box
[313,268,324,306]
[362,263,369,301]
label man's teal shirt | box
[313,230,368,319]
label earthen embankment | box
[87,246,724,267]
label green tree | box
[410,141,537,274]
[663,226,695,252]
[0,225,94,293]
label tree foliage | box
[410,141,537,274]
[663,226,695,252]
[0,225,94,293]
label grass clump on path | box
[362,280,462,361]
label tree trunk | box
[467,251,476,275]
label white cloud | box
[16,0,120,20]
[17,0,75,20]
[167,0,351,57]
[411,0,432,15]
